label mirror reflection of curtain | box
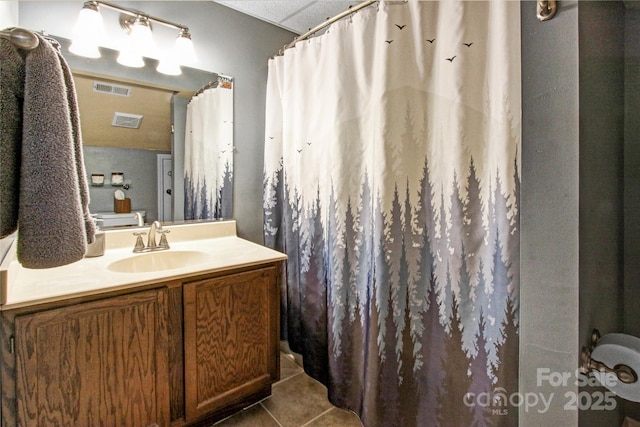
[184,76,234,220]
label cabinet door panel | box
[183,267,278,420]
[15,289,170,427]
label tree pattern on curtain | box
[263,2,520,426]
[184,76,234,220]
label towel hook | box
[0,27,39,50]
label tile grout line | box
[299,407,335,427]
[259,370,305,427]
[259,401,285,427]
[273,369,306,387]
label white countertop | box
[0,220,286,310]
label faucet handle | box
[133,231,147,252]
[157,230,171,249]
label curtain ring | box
[537,0,557,22]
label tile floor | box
[213,351,363,427]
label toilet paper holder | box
[580,329,638,384]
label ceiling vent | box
[112,112,143,129]
[93,81,132,97]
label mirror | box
[53,36,233,226]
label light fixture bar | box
[71,0,196,73]
[90,0,189,32]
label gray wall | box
[626,2,640,346]
[19,1,295,243]
[0,2,17,31]
[578,0,625,348]
[522,2,627,426]
[83,146,169,222]
[625,3,640,423]
[520,1,580,425]
[578,2,625,426]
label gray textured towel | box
[1,33,95,268]
[0,38,25,237]
[57,39,95,249]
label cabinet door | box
[14,289,170,427]
[183,267,279,420]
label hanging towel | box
[57,38,95,249]
[1,33,95,268]
[0,38,25,237]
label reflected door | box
[157,154,173,221]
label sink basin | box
[108,250,211,273]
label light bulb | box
[130,16,155,56]
[69,1,104,58]
[117,45,144,67]
[117,15,153,68]
[175,29,196,65]
[69,39,101,59]
[157,52,181,75]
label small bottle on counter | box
[85,216,105,257]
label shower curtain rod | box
[192,74,233,98]
[194,78,220,97]
[278,0,556,55]
[280,0,377,54]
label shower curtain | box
[184,76,234,220]
[263,1,520,426]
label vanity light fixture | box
[70,0,196,75]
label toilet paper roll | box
[591,333,640,401]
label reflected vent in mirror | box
[93,81,131,97]
[112,112,143,129]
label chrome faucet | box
[132,221,170,253]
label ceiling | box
[214,1,362,35]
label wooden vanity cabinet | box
[183,266,280,422]
[0,262,282,427]
[12,288,171,427]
